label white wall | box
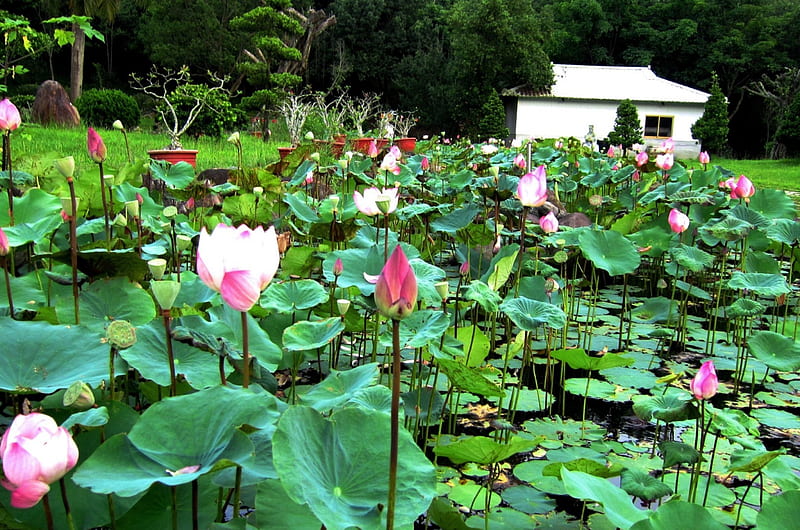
[513,98,705,157]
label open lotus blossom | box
[0,99,21,132]
[87,127,107,163]
[389,145,401,159]
[635,151,649,167]
[353,187,399,216]
[513,153,526,170]
[722,175,755,201]
[0,413,79,509]
[660,138,675,153]
[197,224,280,312]
[699,151,710,165]
[539,212,559,233]
[517,165,548,207]
[379,152,401,175]
[375,245,417,320]
[554,139,564,149]
[689,360,719,400]
[655,153,674,170]
[480,144,498,156]
[668,208,690,233]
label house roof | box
[503,64,710,104]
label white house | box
[502,64,711,158]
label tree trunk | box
[70,23,86,102]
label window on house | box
[644,115,673,137]
[644,115,673,138]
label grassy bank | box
[684,157,800,192]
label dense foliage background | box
[3,0,800,157]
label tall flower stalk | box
[374,245,417,529]
[54,157,80,324]
[1,99,21,226]
[87,128,111,246]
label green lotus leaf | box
[747,330,800,372]
[434,436,538,465]
[728,272,790,296]
[632,393,698,423]
[578,230,641,276]
[463,280,502,312]
[149,159,195,189]
[757,490,800,530]
[436,358,504,397]
[56,277,156,332]
[765,218,800,245]
[386,309,450,350]
[272,405,436,530]
[704,216,752,241]
[561,468,648,529]
[500,485,557,515]
[283,317,345,351]
[669,244,714,272]
[299,363,379,412]
[620,468,673,501]
[261,279,329,312]
[728,448,786,473]
[658,441,700,467]
[542,458,622,478]
[628,296,679,324]
[726,298,766,318]
[630,500,728,530]
[402,386,444,426]
[551,348,633,371]
[430,203,479,233]
[748,188,797,219]
[500,296,567,330]
[283,191,320,223]
[724,204,770,228]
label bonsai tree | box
[608,99,643,151]
[692,73,729,154]
[130,65,229,150]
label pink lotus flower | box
[197,224,280,312]
[723,175,755,201]
[635,151,649,167]
[660,138,675,153]
[554,140,564,150]
[353,187,399,216]
[698,151,710,165]
[389,145,401,159]
[87,127,107,163]
[539,212,559,233]
[375,245,417,320]
[632,170,641,182]
[668,208,690,234]
[689,360,718,400]
[516,165,548,207]
[655,153,674,170]
[0,227,8,256]
[367,140,379,158]
[379,152,401,175]
[333,257,343,276]
[0,99,21,132]
[421,156,429,171]
[480,144,498,156]
[0,413,79,508]
[513,153,526,170]
[459,261,470,276]
[606,145,616,158]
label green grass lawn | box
[683,157,800,193]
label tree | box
[775,90,800,156]
[608,99,643,150]
[474,88,509,141]
[745,67,800,158]
[692,73,729,154]
[65,0,119,102]
[230,0,304,112]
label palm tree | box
[67,0,121,102]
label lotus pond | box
[1,131,799,530]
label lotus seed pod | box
[151,280,181,310]
[124,200,140,218]
[435,281,449,301]
[554,251,569,264]
[106,320,137,349]
[60,197,79,217]
[112,120,124,130]
[148,258,168,280]
[176,234,192,252]
[63,381,95,410]
[113,213,127,227]
[53,156,75,178]
[337,299,351,316]
[589,194,604,207]
[163,206,178,218]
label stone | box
[31,80,80,127]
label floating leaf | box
[436,358,504,397]
[551,348,633,371]
[728,449,786,473]
[578,230,641,276]
[632,393,698,423]
[628,297,679,324]
[273,406,436,530]
[500,485,556,515]
[542,458,622,478]
[402,386,444,426]
[751,409,800,430]
[630,500,728,530]
[747,331,800,372]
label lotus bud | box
[333,257,344,277]
[176,234,192,252]
[112,120,125,130]
[60,197,79,217]
[63,381,95,410]
[163,206,178,219]
[148,258,168,280]
[657,278,668,289]
[689,360,718,400]
[459,261,470,277]
[488,166,499,178]
[106,319,136,349]
[375,245,417,320]
[337,298,351,316]
[0,227,9,256]
[124,200,140,218]
[337,159,349,170]
[668,208,690,234]
[435,281,449,301]
[151,280,181,310]
[53,156,75,179]
[329,195,340,211]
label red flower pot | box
[395,137,417,153]
[148,149,199,167]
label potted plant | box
[312,92,348,155]
[344,92,381,153]
[392,111,419,153]
[277,92,314,159]
[130,65,229,167]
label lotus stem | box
[192,479,199,530]
[4,133,15,226]
[2,256,13,318]
[387,318,401,530]
[240,311,251,388]
[42,492,54,530]
[163,310,177,397]
[98,161,111,248]
[233,466,243,519]
[59,478,75,530]
[67,177,80,325]
[171,486,178,530]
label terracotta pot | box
[277,146,296,160]
[251,131,263,139]
[332,141,346,157]
[351,138,374,154]
[395,137,417,153]
[333,133,347,143]
[375,138,389,151]
[148,149,199,167]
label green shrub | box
[161,84,245,138]
[608,99,643,149]
[691,73,729,154]
[474,88,509,141]
[76,89,141,129]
